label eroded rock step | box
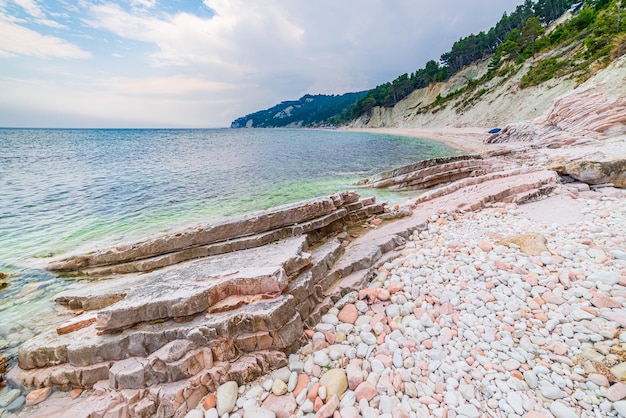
[94,236,312,332]
[386,159,514,190]
[47,191,360,273]
[412,166,554,206]
[356,154,482,185]
[16,238,344,377]
[361,157,511,190]
[76,209,347,277]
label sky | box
[0,0,523,128]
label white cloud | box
[98,75,239,96]
[2,0,524,127]
[37,18,66,29]
[0,19,91,58]
[86,0,521,92]
[13,0,44,18]
[131,0,157,9]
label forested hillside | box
[232,0,625,129]
[230,92,366,128]
[351,0,624,119]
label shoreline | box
[6,125,626,417]
[343,127,491,154]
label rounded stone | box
[183,410,204,418]
[271,379,288,396]
[243,406,276,418]
[216,381,239,416]
[614,401,626,417]
[502,359,521,371]
[549,401,578,418]
[360,332,377,346]
[320,369,348,399]
[313,351,330,367]
[338,304,358,324]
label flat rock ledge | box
[9,158,562,418]
[46,191,385,276]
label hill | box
[230,92,367,128]
[351,0,625,139]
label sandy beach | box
[344,127,490,154]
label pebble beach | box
[187,185,626,418]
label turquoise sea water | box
[0,128,459,358]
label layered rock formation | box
[8,155,562,417]
[46,192,384,276]
[350,47,626,189]
[486,87,626,149]
[357,154,515,191]
[10,192,389,417]
[485,58,626,187]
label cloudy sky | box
[0,0,522,128]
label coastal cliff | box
[351,51,626,141]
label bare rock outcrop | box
[486,87,626,148]
[482,55,626,188]
[46,191,385,276]
[547,157,626,187]
[357,154,523,191]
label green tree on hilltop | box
[520,16,546,57]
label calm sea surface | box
[0,128,459,356]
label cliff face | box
[352,48,626,188]
[351,52,626,138]
[487,55,626,145]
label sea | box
[0,127,460,360]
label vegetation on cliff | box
[353,0,624,117]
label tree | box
[520,16,545,57]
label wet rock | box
[0,388,20,408]
[48,192,357,274]
[5,395,25,412]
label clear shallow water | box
[0,128,459,357]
